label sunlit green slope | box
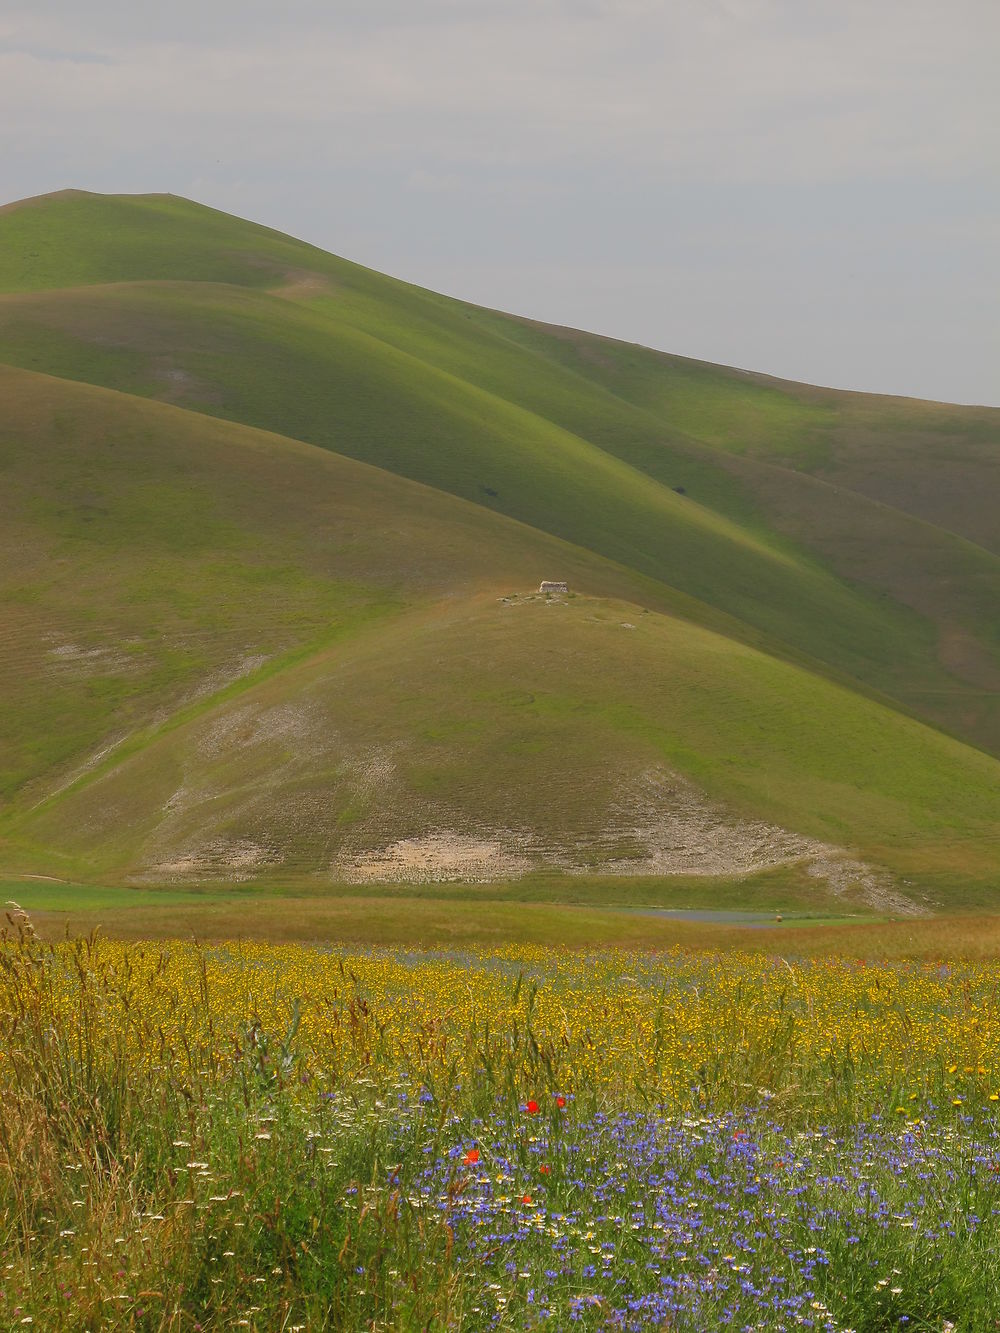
[1,191,997,755]
[0,364,690,808]
[0,190,997,905]
[9,587,1000,909]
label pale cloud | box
[3,1,996,178]
[0,0,997,403]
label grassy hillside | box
[0,282,928,689]
[0,193,997,758]
[0,364,698,805]
[479,310,1000,551]
[0,190,997,909]
[9,588,999,910]
[0,190,350,292]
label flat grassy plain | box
[13,875,1000,961]
[7,918,1000,1329]
[3,871,861,952]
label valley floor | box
[3,921,1000,1329]
[8,874,1000,960]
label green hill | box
[1,190,998,910]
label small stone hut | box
[538,580,569,594]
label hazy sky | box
[2,0,998,405]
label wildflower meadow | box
[2,914,999,1330]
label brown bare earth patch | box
[333,766,926,915]
[267,271,335,302]
[151,838,278,882]
[227,249,337,302]
[342,832,535,883]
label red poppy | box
[555,1095,567,1108]
[463,1149,480,1165]
[525,1099,539,1115]
[521,1194,532,1205]
[539,1164,550,1175]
